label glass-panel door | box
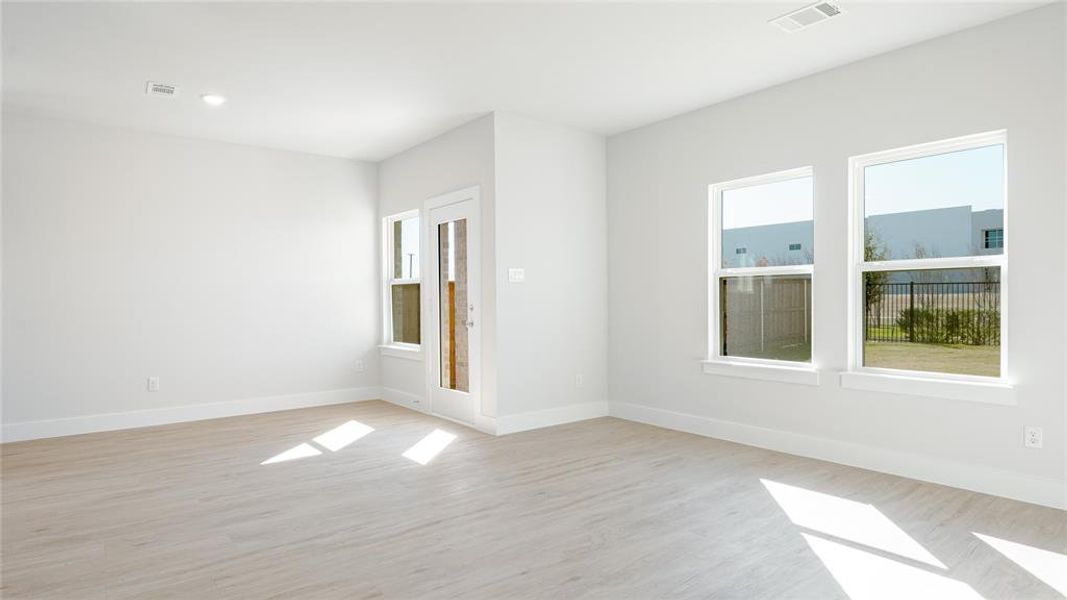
[427,196,480,426]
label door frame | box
[423,186,491,433]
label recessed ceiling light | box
[201,94,226,107]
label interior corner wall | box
[606,5,1066,507]
[2,113,380,437]
[493,113,608,422]
[376,114,498,416]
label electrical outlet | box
[354,360,365,373]
[1024,426,1043,448]
[575,374,584,388]
[147,377,160,392]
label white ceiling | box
[2,2,1043,161]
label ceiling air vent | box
[771,2,844,32]
[145,81,179,98]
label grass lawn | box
[864,341,999,377]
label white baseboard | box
[610,402,1066,511]
[496,401,609,435]
[380,387,427,412]
[1,387,382,443]
[380,387,498,434]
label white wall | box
[377,115,498,416]
[494,113,608,423]
[2,114,380,436]
[606,6,1065,507]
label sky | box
[720,143,1004,230]
[865,144,1004,217]
[722,176,813,230]
[397,215,419,278]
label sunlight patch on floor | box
[761,479,945,567]
[261,442,322,465]
[402,429,457,465]
[313,420,374,452]
[975,532,1067,596]
[802,534,984,600]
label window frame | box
[847,130,1009,387]
[983,228,1003,249]
[382,209,422,352]
[706,166,817,382]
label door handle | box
[466,320,474,328]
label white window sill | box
[379,344,423,361]
[839,371,1015,405]
[701,360,820,386]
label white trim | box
[496,402,609,435]
[719,264,814,277]
[708,166,816,376]
[839,371,1015,405]
[381,386,426,411]
[702,359,820,386]
[848,130,1009,386]
[425,185,481,211]
[424,186,484,427]
[1,387,382,443]
[859,255,1004,273]
[609,402,1066,510]
[379,344,423,361]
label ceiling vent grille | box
[145,81,179,98]
[771,2,844,32]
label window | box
[851,131,1005,380]
[983,228,1003,249]
[709,167,814,365]
[384,211,421,347]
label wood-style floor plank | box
[2,401,1064,599]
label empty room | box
[1,1,1065,598]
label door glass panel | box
[438,219,469,392]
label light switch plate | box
[508,268,525,283]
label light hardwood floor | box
[2,400,1064,599]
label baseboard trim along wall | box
[496,401,609,436]
[1,387,381,443]
[609,401,1067,511]
[380,387,427,412]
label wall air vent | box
[771,2,844,33]
[145,81,179,98]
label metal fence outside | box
[864,281,1000,346]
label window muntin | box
[385,212,421,347]
[853,131,1006,381]
[710,167,815,366]
[721,175,813,268]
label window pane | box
[722,176,813,268]
[391,283,420,344]
[393,216,420,279]
[438,220,469,392]
[864,144,1004,261]
[863,267,1000,377]
[720,275,811,362]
